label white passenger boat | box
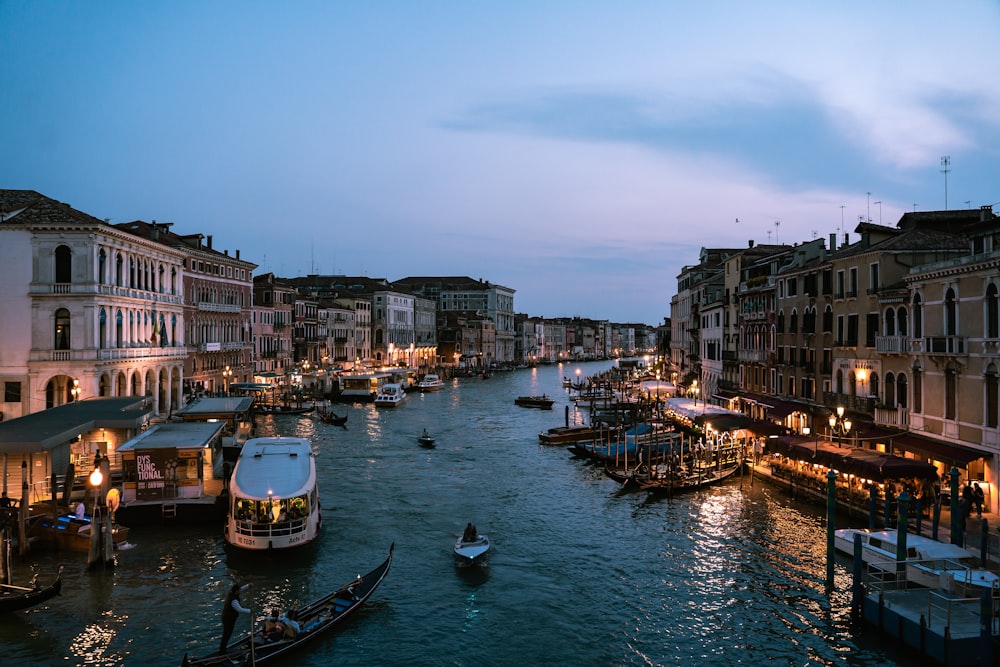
[834,528,1000,593]
[373,383,406,407]
[417,374,445,392]
[225,437,321,551]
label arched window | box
[986,363,999,428]
[171,314,177,347]
[777,310,785,334]
[945,366,957,420]
[115,309,123,348]
[897,374,908,409]
[99,249,107,284]
[870,372,879,402]
[789,309,798,334]
[897,306,908,336]
[99,308,107,350]
[885,308,897,336]
[913,367,922,413]
[54,308,71,349]
[912,294,923,338]
[115,253,124,286]
[885,372,896,407]
[987,284,999,339]
[823,305,833,333]
[836,368,844,394]
[945,288,958,336]
[55,245,72,283]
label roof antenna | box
[940,156,951,209]
[774,220,780,244]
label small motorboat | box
[454,526,490,567]
[514,395,554,409]
[417,432,436,448]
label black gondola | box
[316,408,348,427]
[0,567,62,613]
[181,544,393,666]
[257,405,315,416]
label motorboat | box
[417,374,445,392]
[373,383,406,407]
[514,395,554,409]
[417,431,436,448]
[834,528,1000,593]
[454,531,490,567]
[28,511,130,552]
[225,437,321,551]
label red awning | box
[889,432,987,466]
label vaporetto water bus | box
[225,437,322,551]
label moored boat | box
[514,395,554,409]
[181,544,393,666]
[373,383,406,407]
[28,512,130,552]
[257,404,314,415]
[834,528,1000,593]
[0,567,63,613]
[225,437,321,551]
[538,424,618,445]
[638,459,742,494]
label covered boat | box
[514,395,554,409]
[225,437,321,551]
[181,544,393,666]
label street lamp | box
[89,452,104,515]
[828,406,852,448]
[70,379,80,402]
[803,426,815,455]
[222,365,232,395]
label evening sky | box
[1,2,998,324]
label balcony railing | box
[874,335,909,354]
[923,336,966,355]
[874,406,910,428]
[822,391,876,416]
[197,302,241,313]
[738,349,768,362]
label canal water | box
[3,361,917,666]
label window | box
[986,364,998,429]
[866,313,878,347]
[885,372,896,407]
[869,262,880,293]
[913,367,922,413]
[945,368,957,420]
[848,267,858,297]
[885,308,897,336]
[823,306,833,333]
[945,288,957,336]
[54,308,71,349]
[4,381,21,403]
[913,295,923,338]
[99,308,107,350]
[55,244,72,283]
[897,374,907,409]
[847,315,858,346]
[987,284,999,339]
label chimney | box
[207,235,213,249]
[748,239,755,248]
[828,233,836,252]
[236,249,241,260]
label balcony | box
[822,391,875,416]
[98,346,189,361]
[922,336,966,355]
[738,349,768,362]
[874,335,909,354]
[874,405,910,428]
[197,301,241,313]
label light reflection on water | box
[1,362,919,666]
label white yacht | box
[225,437,321,551]
[417,374,445,392]
[834,528,1000,593]
[373,383,407,407]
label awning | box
[889,432,987,466]
[740,392,808,419]
[764,436,939,481]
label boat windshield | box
[233,494,310,524]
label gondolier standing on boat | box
[219,582,252,654]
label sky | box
[1,2,999,325]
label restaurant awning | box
[740,392,807,419]
[764,435,939,482]
[888,432,986,466]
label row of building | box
[667,205,1000,505]
[0,189,658,422]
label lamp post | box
[803,426,815,456]
[828,406,852,448]
[70,379,80,402]
[222,365,232,395]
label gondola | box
[316,408,348,427]
[257,405,315,416]
[638,460,743,495]
[0,567,63,613]
[181,543,393,666]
